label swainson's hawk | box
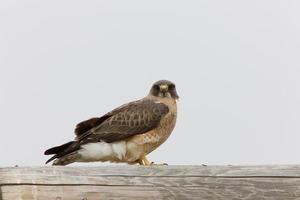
[44,80,179,166]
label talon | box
[137,156,151,166]
[150,162,168,166]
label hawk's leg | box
[133,156,168,166]
[134,156,151,166]
[140,157,168,166]
[141,156,151,166]
[128,156,151,166]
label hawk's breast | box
[124,97,177,162]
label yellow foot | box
[130,157,168,166]
[136,156,151,166]
[142,156,151,166]
[136,156,168,166]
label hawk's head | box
[150,80,179,100]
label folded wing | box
[77,99,169,143]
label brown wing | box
[75,117,110,137]
[75,101,140,137]
[77,99,169,143]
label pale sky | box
[0,1,300,166]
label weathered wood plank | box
[2,165,300,180]
[2,185,200,200]
[1,165,300,200]
[2,179,300,200]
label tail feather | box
[52,152,80,165]
[45,154,58,164]
[44,141,80,165]
[44,141,74,155]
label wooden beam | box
[1,165,300,199]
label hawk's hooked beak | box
[159,84,168,92]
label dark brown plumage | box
[45,100,169,164]
[44,80,178,165]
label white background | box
[0,1,300,166]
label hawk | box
[44,80,179,166]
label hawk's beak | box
[159,84,168,92]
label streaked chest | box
[130,98,177,148]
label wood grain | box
[1,165,300,200]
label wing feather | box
[75,117,110,137]
[77,99,169,143]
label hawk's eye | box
[169,84,175,90]
[153,85,160,90]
